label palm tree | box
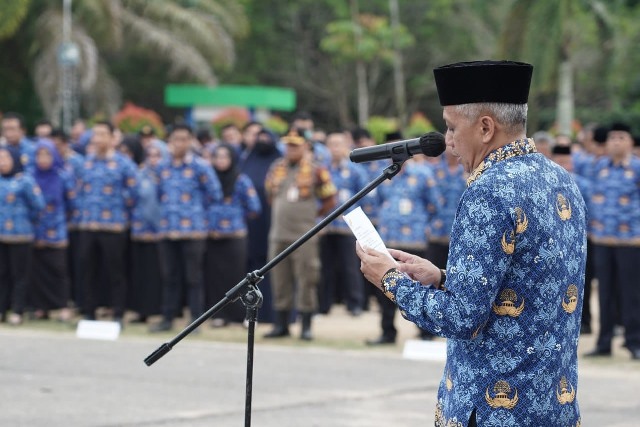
[27,0,248,123]
[499,0,618,134]
[0,0,31,41]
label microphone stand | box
[144,154,410,427]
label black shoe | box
[349,307,363,317]
[366,336,396,346]
[129,316,147,324]
[631,348,640,360]
[580,324,592,335]
[300,329,313,341]
[263,328,290,338]
[419,329,434,341]
[300,312,313,341]
[149,320,172,333]
[114,317,124,330]
[583,348,611,357]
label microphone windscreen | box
[419,132,446,157]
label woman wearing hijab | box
[239,129,282,323]
[129,145,164,323]
[0,146,46,325]
[29,139,77,322]
[205,143,261,327]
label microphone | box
[349,132,446,163]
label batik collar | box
[466,138,537,187]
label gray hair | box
[532,130,555,146]
[452,103,528,135]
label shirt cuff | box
[380,268,407,302]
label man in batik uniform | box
[584,122,640,361]
[357,61,586,427]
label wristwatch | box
[438,269,447,290]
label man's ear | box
[479,115,495,143]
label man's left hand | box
[355,242,397,289]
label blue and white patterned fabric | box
[376,162,442,250]
[359,159,388,225]
[588,156,640,245]
[383,139,586,426]
[157,155,222,240]
[62,150,85,230]
[131,165,162,241]
[325,159,369,234]
[2,138,35,173]
[34,171,77,247]
[206,173,261,238]
[77,152,138,232]
[429,156,467,243]
[311,141,331,168]
[0,173,45,243]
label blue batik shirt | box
[429,156,467,243]
[589,155,640,245]
[158,154,223,240]
[382,139,586,427]
[206,174,261,238]
[360,159,390,225]
[572,150,606,184]
[377,162,442,250]
[77,151,138,232]
[131,166,162,241]
[325,159,369,234]
[62,150,84,230]
[21,138,36,172]
[34,171,77,247]
[0,173,46,243]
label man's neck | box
[331,157,345,167]
[471,132,526,171]
[611,153,630,165]
[172,153,189,164]
[95,148,114,159]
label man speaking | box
[357,60,586,426]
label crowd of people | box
[0,108,639,353]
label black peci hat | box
[609,122,632,134]
[434,60,533,106]
[384,131,404,142]
[593,126,609,144]
[551,144,572,155]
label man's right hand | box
[388,248,441,286]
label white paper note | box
[343,207,396,263]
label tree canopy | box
[1,0,639,135]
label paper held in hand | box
[343,207,397,264]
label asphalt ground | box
[1,305,639,427]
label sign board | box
[402,339,447,361]
[76,320,121,341]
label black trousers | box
[426,241,450,270]
[468,409,477,427]
[594,244,640,351]
[374,247,425,339]
[79,231,128,319]
[159,239,206,322]
[129,241,163,318]
[203,237,247,323]
[319,233,364,313]
[67,229,83,309]
[30,247,70,311]
[0,242,32,316]
[582,238,595,328]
